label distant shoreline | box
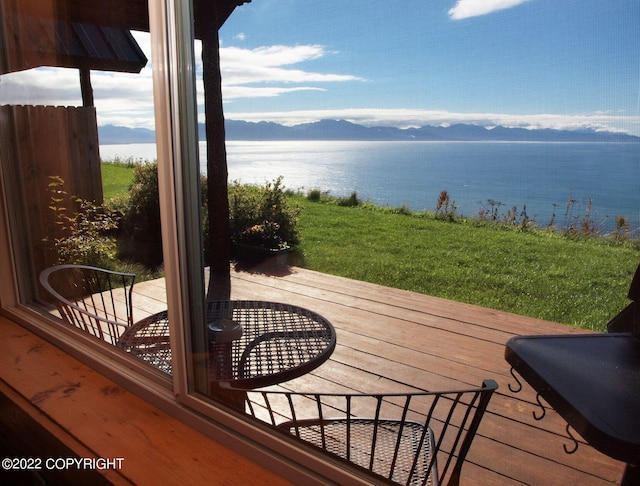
[101,139,640,146]
[98,120,640,145]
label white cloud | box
[0,41,358,128]
[95,75,154,127]
[226,45,325,66]
[0,68,81,105]
[449,0,533,20]
[223,86,326,99]
[220,45,363,85]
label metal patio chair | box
[40,264,136,345]
[606,263,640,333]
[247,379,498,486]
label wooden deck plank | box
[117,264,627,484]
[226,265,626,485]
[232,266,588,335]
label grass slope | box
[101,161,137,199]
[294,198,638,331]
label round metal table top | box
[118,300,336,389]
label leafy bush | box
[101,166,302,267]
[229,177,301,248]
[236,221,288,250]
[118,162,163,268]
[307,188,322,202]
[44,176,120,268]
[338,191,361,207]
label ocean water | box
[100,140,640,234]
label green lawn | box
[293,197,639,331]
[101,161,136,199]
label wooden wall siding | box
[0,104,102,285]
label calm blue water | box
[100,141,640,234]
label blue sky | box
[217,0,640,134]
[2,0,639,135]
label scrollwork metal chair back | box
[40,264,136,346]
[606,263,640,333]
[247,379,498,486]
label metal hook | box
[533,393,546,421]
[508,367,523,393]
[563,424,579,454]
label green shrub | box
[307,188,322,202]
[115,167,304,266]
[118,162,163,268]
[44,176,120,268]
[229,177,301,248]
[114,171,300,267]
[236,221,288,249]
[338,191,361,207]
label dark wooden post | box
[196,1,251,299]
[200,13,231,299]
[79,67,94,107]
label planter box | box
[233,243,290,266]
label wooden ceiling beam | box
[1,0,251,35]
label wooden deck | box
[129,264,625,485]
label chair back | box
[40,264,136,345]
[607,263,640,333]
[247,379,498,486]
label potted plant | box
[229,178,300,266]
[233,220,290,265]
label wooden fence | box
[0,104,102,295]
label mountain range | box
[99,119,640,144]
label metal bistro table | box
[118,300,336,393]
[505,333,640,485]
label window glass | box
[1,1,638,483]
[0,1,172,377]
[0,0,278,409]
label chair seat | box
[279,419,438,486]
